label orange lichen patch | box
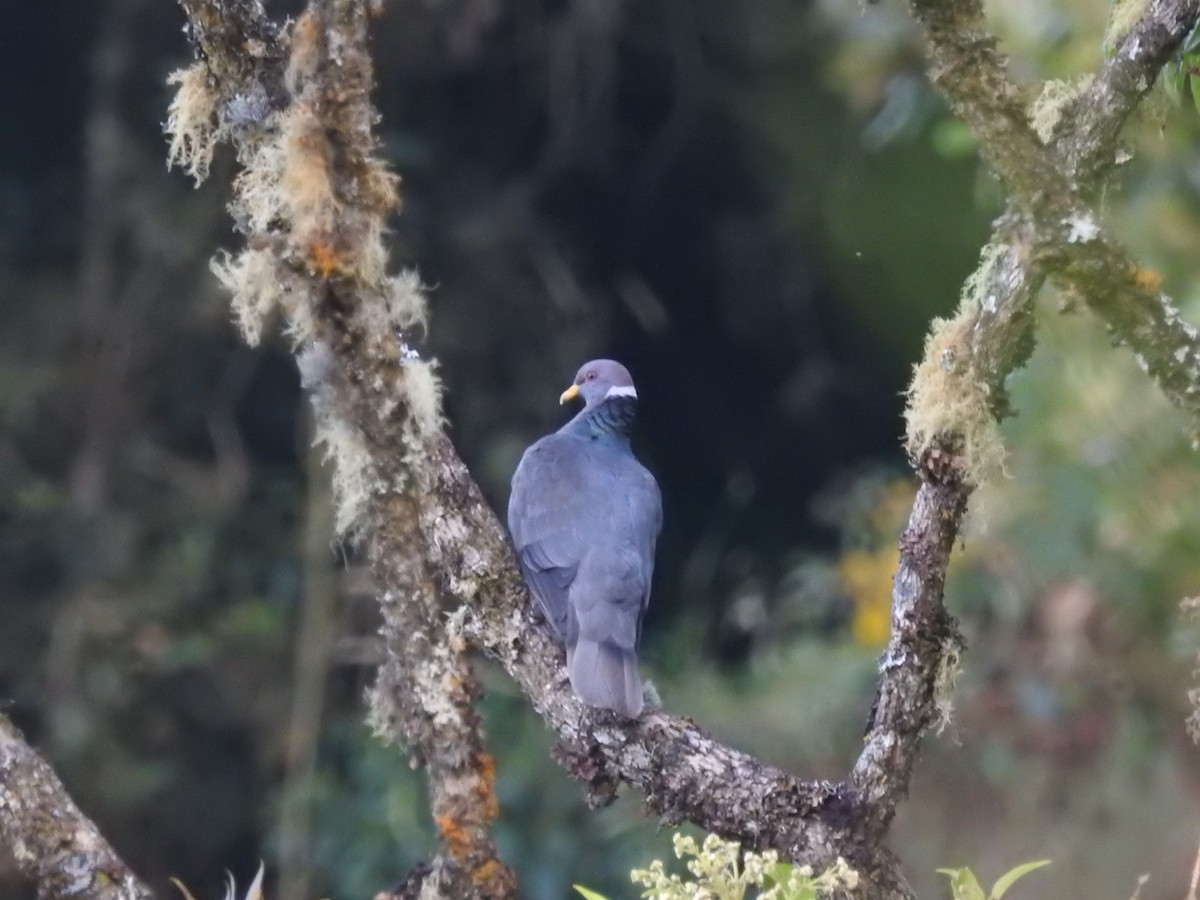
[474,754,500,820]
[434,813,472,861]
[306,240,347,278]
[471,858,508,888]
[1131,264,1164,293]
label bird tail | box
[568,638,644,717]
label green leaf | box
[937,868,987,900]
[572,886,610,900]
[989,860,1051,900]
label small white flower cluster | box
[630,832,858,900]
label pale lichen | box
[932,637,962,734]
[1029,76,1094,144]
[230,129,288,234]
[210,247,280,346]
[905,245,1008,486]
[905,311,1005,484]
[385,269,430,332]
[315,409,378,538]
[165,64,225,186]
[1104,0,1151,55]
[1065,212,1101,244]
[400,359,446,445]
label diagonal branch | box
[1063,0,1200,183]
[0,714,155,900]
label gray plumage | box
[508,360,662,717]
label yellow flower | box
[838,547,899,648]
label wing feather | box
[508,435,589,642]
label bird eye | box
[585,371,597,381]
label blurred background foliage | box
[3,0,1200,898]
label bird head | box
[560,359,637,409]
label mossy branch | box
[904,0,1200,450]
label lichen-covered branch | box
[170,1,513,896]
[1064,0,1200,183]
[366,489,514,898]
[850,467,966,840]
[0,714,155,900]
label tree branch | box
[1063,0,1200,183]
[366,481,514,897]
[0,715,155,900]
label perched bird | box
[508,360,663,717]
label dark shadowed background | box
[4,1,1200,898]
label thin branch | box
[1063,0,1200,183]
[849,467,966,839]
[0,715,155,900]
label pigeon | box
[508,359,662,717]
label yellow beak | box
[559,383,581,405]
